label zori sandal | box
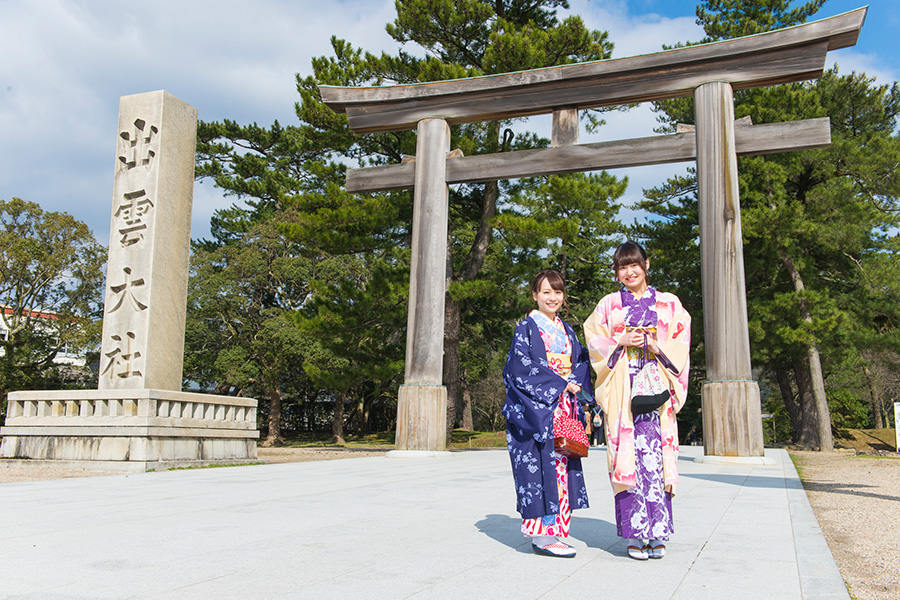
[648,540,666,559]
[532,541,577,558]
[627,540,649,560]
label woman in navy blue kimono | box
[502,269,594,558]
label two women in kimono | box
[503,242,691,561]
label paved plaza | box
[1,446,847,599]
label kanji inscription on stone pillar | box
[99,91,198,391]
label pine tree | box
[642,1,900,449]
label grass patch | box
[449,429,507,449]
[271,431,395,449]
[149,462,266,472]
[788,452,806,479]
[265,429,508,450]
[834,428,897,452]
[171,462,266,470]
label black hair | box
[612,240,648,273]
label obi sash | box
[546,352,572,378]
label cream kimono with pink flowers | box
[583,290,691,495]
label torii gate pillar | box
[395,118,450,451]
[695,82,764,456]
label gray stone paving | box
[0,446,848,599]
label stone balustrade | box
[0,389,259,471]
[5,389,256,428]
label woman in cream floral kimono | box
[583,241,691,561]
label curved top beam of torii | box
[320,7,866,134]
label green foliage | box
[827,389,870,430]
[696,0,827,42]
[184,210,320,439]
[295,256,408,391]
[500,172,625,322]
[0,198,104,414]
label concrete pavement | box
[0,446,848,599]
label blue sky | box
[0,1,895,246]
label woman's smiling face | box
[533,277,565,317]
[617,260,649,293]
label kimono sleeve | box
[582,294,624,412]
[655,293,691,413]
[502,320,569,442]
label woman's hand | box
[564,382,581,395]
[618,331,645,347]
[619,331,661,353]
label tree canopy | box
[0,197,105,417]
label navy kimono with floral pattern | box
[502,315,594,520]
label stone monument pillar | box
[0,91,259,471]
[100,90,195,391]
[694,82,765,457]
[394,118,450,451]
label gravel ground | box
[0,447,389,483]
[3,447,896,600]
[255,447,388,463]
[790,450,900,600]
[0,464,119,482]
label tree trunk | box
[775,368,801,443]
[862,362,885,429]
[794,359,819,449]
[443,246,462,438]
[806,344,833,449]
[261,385,284,447]
[781,249,833,450]
[359,394,371,434]
[332,388,346,445]
[461,373,474,430]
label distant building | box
[0,305,88,368]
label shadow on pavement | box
[476,513,619,555]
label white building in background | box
[0,306,87,368]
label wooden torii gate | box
[320,8,867,455]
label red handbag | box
[553,396,589,459]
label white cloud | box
[828,50,899,88]
[0,0,401,243]
[565,0,703,58]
